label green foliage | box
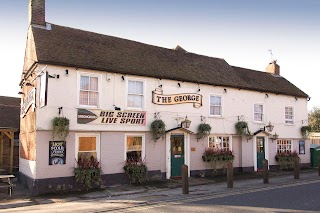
[308,107,320,132]
[74,156,102,190]
[52,117,70,140]
[196,123,212,141]
[301,126,311,138]
[202,148,234,174]
[150,119,166,141]
[235,121,250,135]
[275,151,299,170]
[123,158,148,184]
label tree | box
[308,107,320,132]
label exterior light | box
[181,116,191,128]
[271,132,279,142]
[265,122,274,132]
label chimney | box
[29,0,46,26]
[266,60,280,75]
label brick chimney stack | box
[29,0,46,26]
[266,60,280,75]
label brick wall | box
[29,0,45,26]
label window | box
[125,135,145,161]
[254,104,263,122]
[285,107,294,124]
[79,73,100,107]
[39,71,48,108]
[127,79,144,109]
[276,139,292,153]
[210,95,222,116]
[75,134,100,162]
[208,136,231,151]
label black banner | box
[49,141,66,165]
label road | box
[1,179,320,212]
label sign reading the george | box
[152,88,202,108]
[77,109,146,125]
[49,141,66,165]
[20,88,36,117]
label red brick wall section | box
[20,81,37,161]
[29,0,46,26]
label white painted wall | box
[35,64,308,137]
[30,64,310,179]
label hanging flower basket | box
[197,123,212,141]
[301,126,311,139]
[52,117,70,140]
[150,119,166,141]
[235,121,250,136]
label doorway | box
[256,136,265,170]
[170,134,184,177]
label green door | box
[171,135,185,177]
[257,137,265,169]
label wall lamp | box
[65,69,69,75]
[265,122,274,132]
[270,132,279,142]
[121,76,125,81]
[178,82,181,87]
[307,97,311,101]
[224,88,227,93]
[181,116,191,128]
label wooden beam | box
[3,131,14,140]
[0,132,3,169]
[9,134,14,174]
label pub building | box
[19,0,311,195]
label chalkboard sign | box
[49,141,66,165]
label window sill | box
[125,107,145,111]
[208,115,223,119]
[76,106,100,110]
[284,123,294,126]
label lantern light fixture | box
[181,116,191,128]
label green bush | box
[123,158,148,184]
[74,156,102,190]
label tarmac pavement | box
[0,169,319,210]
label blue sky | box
[0,0,319,109]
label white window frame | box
[276,139,293,153]
[77,72,102,108]
[209,94,223,117]
[254,103,264,123]
[208,135,232,151]
[124,133,146,161]
[285,106,294,125]
[126,77,146,110]
[75,133,101,166]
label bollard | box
[294,156,300,179]
[182,164,189,194]
[227,162,233,188]
[318,156,320,176]
[263,159,269,184]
